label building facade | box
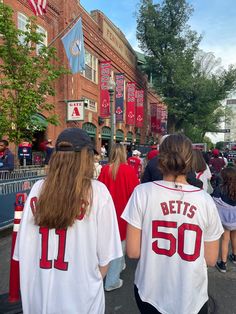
[4,0,164,152]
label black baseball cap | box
[56,128,94,152]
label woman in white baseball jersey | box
[13,128,123,314]
[122,134,224,314]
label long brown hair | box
[35,146,94,229]
[108,143,127,180]
[192,149,207,173]
[221,167,236,201]
[158,134,193,176]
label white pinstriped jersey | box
[14,179,122,314]
[122,180,223,314]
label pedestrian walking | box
[146,145,159,161]
[44,139,54,165]
[13,127,122,314]
[122,134,223,314]
[0,139,14,171]
[101,145,107,159]
[192,149,212,193]
[98,143,139,291]
[93,150,102,179]
[209,148,225,188]
[141,138,203,189]
[212,167,236,273]
[127,150,142,179]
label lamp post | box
[108,77,116,150]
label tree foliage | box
[137,0,236,140]
[0,3,66,143]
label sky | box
[80,0,236,69]
[80,0,236,142]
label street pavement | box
[1,228,236,314]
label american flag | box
[28,0,47,16]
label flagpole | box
[48,13,82,48]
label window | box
[17,13,28,45]
[83,50,98,83]
[36,25,47,54]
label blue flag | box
[61,18,85,74]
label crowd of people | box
[6,128,236,313]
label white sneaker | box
[105,279,123,292]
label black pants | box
[134,285,208,314]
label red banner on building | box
[126,82,136,125]
[100,61,111,118]
[156,103,162,133]
[136,89,144,127]
[161,104,168,134]
[150,103,157,132]
[115,73,124,122]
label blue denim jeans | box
[105,241,125,289]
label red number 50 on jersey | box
[152,220,202,262]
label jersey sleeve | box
[121,186,143,230]
[205,164,212,180]
[96,184,123,266]
[204,195,224,242]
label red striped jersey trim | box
[152,181,201,193]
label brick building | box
[4,0,164,153]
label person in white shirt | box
[93,150,102,179]
[101,145,107,158]
[122,134,223,314]
[192,149,212,193]
[14,127,122,314]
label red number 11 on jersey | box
[39,227,69,271]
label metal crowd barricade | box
[0,177,44,195]
[0,168,46,230]
[0,167,46,181]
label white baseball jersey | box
[14,179,123,314]
[196,164,212,192]
[122,180,223,314]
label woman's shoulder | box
[92,178,109,191]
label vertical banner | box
[126,82,136,125]
[100,61,111,118]
[156,103,162,133]
[150,103,157,132]
[61,18,85,74]
[115,73,124,122]
[161,104,168,134]
[136,89,144,127]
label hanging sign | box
[100,60,111,118]
[115,73,124,122]
[67,100,84,121]
[135,89,144,127]
[126,82,136,125]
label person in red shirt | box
[210,149,225,173]
[210,148,226,188]
[98,143,139,291]
[127,150,142,179]
[146,145,159,161]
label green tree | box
[183,51,236,139]
[0,3,66,144]
[136,0,236,136]
[137,0,201,132]
[215,141,225,150]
